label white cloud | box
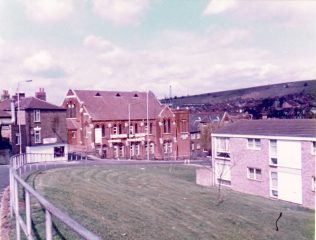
[23,0,74,23]
[203,0,237,15]
[203,0,316,27]
[23,50,66,78]
[92,0,149,25]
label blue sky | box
[0,0,315,104]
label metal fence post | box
[9,169,13,217]
[46,209,53,240]
[14,179,21,240]
[25,190,32,237]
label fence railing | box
[9,153,101,240]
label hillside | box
[161,79,316,119]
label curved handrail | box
[9,153,101,240]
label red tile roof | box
[214,119,316,138]
[73,90,166,121]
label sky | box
[0,0,315,104]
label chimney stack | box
[1,90,10,101]
[35,88,46,101]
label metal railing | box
[9,153,101,240]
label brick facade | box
[63,90,190,160]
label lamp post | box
[17,80,32,154]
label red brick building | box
[62,89,190,160]
[0,90,68,161]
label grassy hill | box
[162,79,316,106]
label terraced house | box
[0,89,68,161]
[63,89,190,160]
[212,119,315,208]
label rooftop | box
[213,119,316,138]
[71,90,166,121]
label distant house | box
[0,89,68,161]
[190,111,251,159]
[212,119,315,208]
[62,89,190,160]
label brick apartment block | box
[212,119,315,208]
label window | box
[312,142,316,155]
[113,124,117,134]
[71,131,76,139]
[118,124,122,134]
[196,144,201,150]
[216,137,230,159]
[196,133,201,139]
[163,141,172,154]
[312,176,315,192]
[163,119,171,133]
[191,143,195,150]
[134,123,138,134]
[270,158,278,165]
[150,142,154,154]
[247,138,261,149]
[67,103,76,118]
[191,134,196,140]
[270,140,277,156]
[130,145,134,157]
[16,132,21,145]
[101,125,105,137]
[247,167,262,181]
[181,120,188,133]
[129,125,134,135]
[135,144,140,156]
[54,146,65,158]
[216,162,231,186]
[149,122,153,134]
[119,145,124,157]
[34,110,40,122]
[34,129,41,143]
[270,171,278,197]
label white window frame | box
[71,131,76,139]
[34,129,41,143]
[130,145,134,157]
[247,167,262,181]
[196,133,201,139]
[270,171,278,198]
[269,140,278,166]
[191,143,195,151]
[215,137,230,159]
[247,138,261,150]
[34,110,41,122]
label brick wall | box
[25,110,67,146]
[229,138,270,198]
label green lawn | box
[24,165,314,240]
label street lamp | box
[16,79,32,154]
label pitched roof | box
[213,119,316,138]
[0,97,65,111]
[73,90,166,121]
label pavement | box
[0,165,9,198]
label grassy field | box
[24,165,314,240]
